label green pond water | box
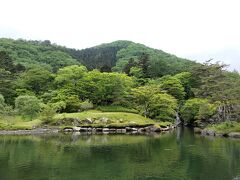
[0,128,240,180]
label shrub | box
[180,98,216,124]
[80,100,94,111]
[15,95,41,119]
[97,105,138,113]
[40,104,57,124]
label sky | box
[0,0,239,71]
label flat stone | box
[73,127,80,132]
[102,128,110,132]
[63,128,73,132]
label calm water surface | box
[0,128,240,180]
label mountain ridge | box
[0,38,197,76]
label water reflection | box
[0,130,239,180]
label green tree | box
[17,68,53,95]
[123,58,136,75]
[159,76,185,101]
[0,94,5,114]
[131,85,177,121]
[55,65,87,86]
[191,60,240,122]
[148,93,177,122]
[77,71,133,105]
[180,98,216,124]
[15,95,41,119]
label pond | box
[0,128,240,180]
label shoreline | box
[0,128,59,135]
[0,124,176,135]
[194,127,240,139]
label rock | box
[160,127,170,131]
[99,117,109,124]
[131,131,138,134]
[215,133,224,137]
[73,127,81,132]
[92,128,96,133]
[79,127,88,132]
[126,127,132,131]
[207,130,215,136]
[87,127,92,131]
[138,128,145,133]
[228,132,240,138]
[102,128,110,132]
[131,128,138,131]
[109,128,116,132]
[194,127,202,134]
[63,128,73,132]
[160,125,167,128]
[96,128,103,132]
[201,129,215,136]
[82,118,93,124]
[116,129,123,133]
[121,129,127,133]
[148,125,161,132]
[73,118,81,126]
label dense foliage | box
[0,38,240,126]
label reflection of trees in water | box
[0,132,240,179]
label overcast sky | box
[0,0,239,71]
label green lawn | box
[0,110,173,130]
[0,116,41,130]
[53,110,156,127]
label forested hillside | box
[0,38,240,132]
[0,38,197,76]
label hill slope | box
[0,38,197,76]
